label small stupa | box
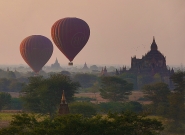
[58,90,70,115]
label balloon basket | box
[68,62,73,66]
[34,73,39,76]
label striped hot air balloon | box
[20,35,53,73]
[51,17,90,65]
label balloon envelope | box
[51,17,90,62]
[20,35,53,73]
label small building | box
[59,90,69,115]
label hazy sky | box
[0,0,185,67]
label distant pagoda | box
[82,62,89,70]
[51,58,61,70]
[58,90,69,115]
[100,66,108,76]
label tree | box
[98,102,124,113]
[98,101,143,113]
[21,74,80,118]
[0,78,9,91]
[69,102,97,117]
[142,82,170,106]
[122,101,143,113]
[0,92,11,110]
[0,112,164,135]
[88,81,100,102]
[60,71,71,76]
[9,98,22,110]
[120,73,137,89]
[99,76,133,102]
[170,71,185,94]
[72,73,98,88]
[6,71,16,79]
[169,71,185,121]
[8,79,25,92]
[166,71,185,133]
[0,78,25,92]
[142,82,170,116]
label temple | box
[58,90,69,115]
[82,62,89,70]
[130,37,174,75]
[51,58,61,70]
[116,37,174,89]
[100,66,108,76]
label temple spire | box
[55,58,58,63]
[59,90,69,115]
[61,90,66,104]
[151,36,158,50]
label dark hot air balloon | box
[20,35,53,73]
[51,17,90,65]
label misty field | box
[75,91,151,104]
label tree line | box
[0,71,185,134]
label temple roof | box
[145,37,165,60]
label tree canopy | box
[21,74,80,117]
[72,73,98,88]
[142,82,170,116]
[0,92,11,110]
[0,78,25,92]
[69,102,97,117]
[167,71,185,131]
[0,112,164,135]
[99,76,133,102]
[142,82,170,106]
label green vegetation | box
[69,102,97,117]
[0,112,163,135]
[9,98,22,110]
[98,101,143,113]
[0,92,11,110]
[73,73,98,88]
[166,71,185,133]
[0,78,25,92]
[120,73,137,89]
[140,71,185,134]
[20,74,80,118]
[142,82,170,116]
[0,113,16,121]
[99,76,133,102]
[1,70,185,134]
[74,97,96,102]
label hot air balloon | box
[20,35,53,73]
[51,17,90,65]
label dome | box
[145,37,165,61]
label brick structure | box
[116,37,174,89]
[59,90,70,115]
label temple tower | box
[59,90,70,115]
